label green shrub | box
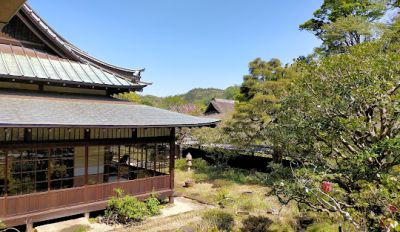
[268,224,295,232]
[103,189,160,225]
[241,216,273,232]
[306,222,339,232]
[145,196,161,215]
[202,209,235,231]
[0,220,5,230]
[215,189,233,208]
[192,158,208,171]
[193,173,209,182]
[175,158,187,171]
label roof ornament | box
[133,68,145,81]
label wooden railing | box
[0,175,171,218]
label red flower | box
[322,181,332,193]
[389,204,398,213]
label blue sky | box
[29,0,322,96]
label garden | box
[172,158,347,232]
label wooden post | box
[26,219,33,232]
[154,145,157,176]
[169,128,175,203]
[4,150,7,216]
[85,146,88,185]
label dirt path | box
[121,210,204,232]
[35,197,211,232]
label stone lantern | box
[186,152,193,171]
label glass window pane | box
[50,180,61,190]
[74,146,85,187]
[104,146,119,183]
[36,182,48,192]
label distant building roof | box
[0,90,219,128]
[204,98,235,118]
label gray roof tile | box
[0,91,219,127]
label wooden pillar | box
[169,128,176,203]
[85,146,88,185]
[4,150,7,216]
[154,145,157,176]
[26,219,33,232]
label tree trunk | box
[272,146,283,163]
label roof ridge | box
[213,98,235,102]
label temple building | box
[204,98,235,119]
[0,1,218,230]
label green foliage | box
[175,158,187,171]
[136,87,238,116]
[115,86,239,117]
[305,223,339,232]
[193,173,209,183]
[104,189,160,225]
[145,196,161,215]
[188,158,269,185]
[267,224,295,232]
[224,58,296,162]
[215,188,232,208]
[223,86,241,100]
[180,88,226,105]
[190,127,230,146]
[176,158,211,179]
[269,38,400,229]
[192,158,208,172]
[0,220,5,230]
[60,225,90,232]
[237,194,255,211]
[202,209,235,232]
[241,216,273,232]
[300,0,390,54]
[114,91,142,103]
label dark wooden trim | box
[169,128,175,190]
[48,148,53,191]
[84,146,88,185]
[4,151,8,197]
[0,136,171,149]
[0,74,140,94]
[0,123,217,129]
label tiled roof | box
[0,44,145,89]
[205,98,235,115]
[0,90,219,127]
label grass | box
[59,224,90,232]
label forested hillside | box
[116,86,239,115]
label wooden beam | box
[0,0,26,30]
[169,127,175,203]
